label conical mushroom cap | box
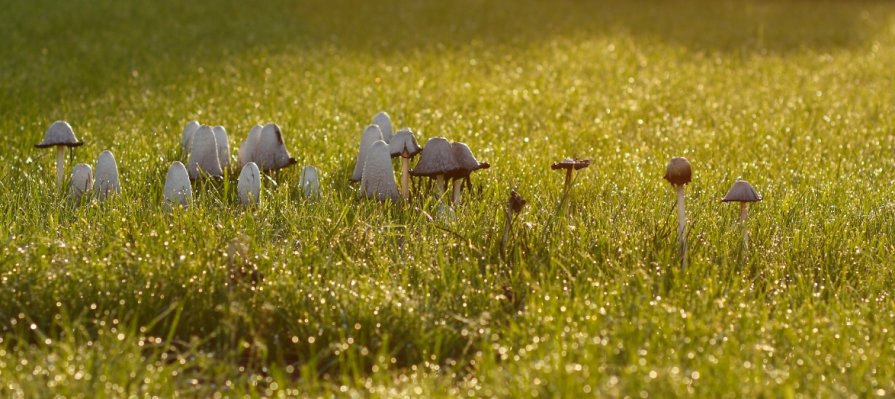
[254,123,296,172]
[237,162,261,205]
[410,137,459,177]
[389,129,422,158]
[163,161,192,207]
[212,126,231,168]
[187,125,223,180]
[722,180,762,202]
[237,125,262,169]
[372,111,393,143]
[69,163,93,204]
[360,140,400,202]
[448,142,490,178]
[663,157,692,185]
[36,121,83,148]
[94,150,121,201]
[351,125,384,181]
[299,165,321,198]
[180,121,200,154]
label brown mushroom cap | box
[663,157,692,185]
[389,129,423,158]
[722,180,762,202]
[447,142,490,179]
[36,121,84,148]
[551,158,590,171]
[410,137,459,177]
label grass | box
[2,0,895,396]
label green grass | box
[2,0,895,396]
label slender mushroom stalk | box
[36,121,84,191]
[664,157,692,270]
[389,129,423,200]
[551,158,590,213]
[448,142,489,206]
[722,179,763,250]
[500,190,526,260]
[401,152,412,198]
[55,147,65,188]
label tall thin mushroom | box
[212,126,231,170]
[663,157,692,270]
[36,121,84,191]
[722,179,762,248]
[551,158,590,212]
[360,140,400,202]
[351,125,384,182]
[388,129,423,199]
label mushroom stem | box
[564,168,572,189]
[675,184,688,270]
[56,146,66,191]
[739,202,750,248]
[435,174,445,200]
[451,179,463,206]
[401,157,411,200]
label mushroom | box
[551,158,590,213]
[351,125,384,182]
[69,163,92,205]
[372,111,394,143]
[163,161,192,209]
[237,125,262,169]
[409,137,458,206]
[447,142,490,206]
[722,179,762,247]
[212,126,231,169]
[664,157,692,270]
[35,120,84,190]
[180,121,200,155]
[360,140,400,202]
[237,162,261,206]
[187,125,223,180]
[501,189,527,260]
[94,150,121,201]
[253,123,296,172]
[299,165,321,199]
[388,128,423,199]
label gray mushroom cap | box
[372,111,393,143]
[360,140,400,202]
[212,126,231,168]
[94,150,121,200]
[187,125,224,179]
[299,165,321,198]
[237,162,261,205]
[664,157,692,185]
[351,124,384,181]
[180,121,200,154]
[448,142,490,178]
[254,123,296,172]
[163,161,192,207]
[237,125,262,169]
[409,137,459,177]
[69,163,93,202]
[389,129,423,158]
[36,121,83,148]
[722,180,762,202]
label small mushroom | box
[253,123,296,172]
[212,126,231,169]
[163,161,192,209]
[448,142,490,206]
[388,128,423,199]
[372,111,394,143]
[180,121,200,155]
[351,125,384,182]
[722,179,762,247]
[299,165,321,199]
[35,121,84,190]
[94,150,121,201]
[410,137,458,206]
[187,125,224,180]
[551,158,590,213]
[237,162,261,206]
[501,189,527,259]
[69,163,92,205]
[237,125,262,169]
[664,157,692,270]
[360,140,400,202]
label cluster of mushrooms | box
[35,121,121,205]
[351,111,490,208]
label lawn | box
[2,0,895,397]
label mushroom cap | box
[299,165,321,198]
[722,180,762,202]
[254,123,296,172]
[663,157,692,185]
[350,125,384,181]
[360,140,400,202]
[180,121,200,154]
[212,126,230,168]
[237,125,262,169]
[187,125,224,180]
[36,121,83,148]
[409,137,459,177]
[372,111,393,143]
[163,161,192,207]
[94,150,121,200]
[389,129,423,158]
[237,162,261,205]
[508,190,526,213]
[551,158,590,171]
[448,142,490,178]
[69,163,93,202]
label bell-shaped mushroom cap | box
[163,161,192,207]
[187,125,224,180]
[360,140,400,202]
[389,128,423,158]
[372,112,394,143]
[237,125,262,169]
[36,121,84,148]
[94,150,121,200]
[254,123,296,172]
[212,126,230,168]
[299,165,321,198]
[237,162,261,205]
[350,124,384,181]
[551,158,590,171]
[663,157,692,185]
[448,142,490,178]
[722,180,762,202]
[69,163,93,203]
[180,121,200,154]
[409,137,459,177]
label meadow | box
[2,0,895,396]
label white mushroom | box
[237,162,261,206]
[94,150,121,201]
[350,125,384,182]
[237,125,262,169]
[69,163,92,205]
[389,129,423,199]
[663,157,692,270]
[180,121,200,155]
[299,165,321,199]
[163,161,192,209]
[360,140,400,202]
[187,125,223,180]
[36,121,84,190]
[410,137,458,206]
[212,126,230,169]
[372,111,394,143]
[722,179,763,248]
[253,123,296,172]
